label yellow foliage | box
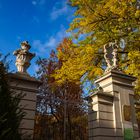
[53,0,140,95]
[67,0,140,94]
[54,39,103,85]
[125,51,140,94]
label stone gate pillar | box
[9,41,41,139]
[88,42,139,140]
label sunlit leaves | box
[125,50,140,94]
[67,0,140,94]
[53,38,103,84]
[69,0,140,47]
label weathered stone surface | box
[13,41,35,73]
[88,69,139,139]
[8,42,42,139]
[9,73,41,138]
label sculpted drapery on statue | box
[104,41,119,72]
[13,41,35,73]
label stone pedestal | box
[88,69,139,140]
[9,72,41,139]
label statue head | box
[21,41,31,51]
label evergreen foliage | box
[0,62,24,140]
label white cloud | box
[50,1,71,20]
[32,1,37,5]
[32,38,57,56]
[32,25,71,56]
[46,37,57,47]
[32,40,47,55]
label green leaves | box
[67,0,140,94]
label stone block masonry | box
[9,73,41,138]
[88,70,139,140]
[8,41,42,139]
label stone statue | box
[104,44,112,70]
[112,43,119,68]
[13,41,35,73]
[104,41,119,72]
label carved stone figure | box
[104,41,119,72]
[112,43,119,68]
[13,41,35,73]
[104,44,112,70]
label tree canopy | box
[35,48,88,140]
[53,0,140,94]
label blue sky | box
[0,0,75,75]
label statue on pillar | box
[13,41,35,73]
[104,41,119,72]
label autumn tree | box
[54,37,104,97]
[53,0,140,94]
[34,39,88,140]
[35,1,140,138]
[52,0,140,131]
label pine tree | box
[0,62,24,140]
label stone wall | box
[88,70,139,140]
[9,72,41,139]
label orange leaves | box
[53,38,103,85]
[57,38,73,61]
[57,38,72,53]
